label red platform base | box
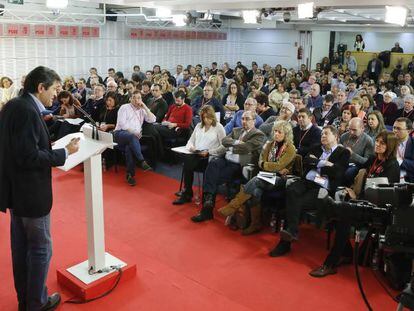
[57,263,137,301]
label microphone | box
[74,104,100,140]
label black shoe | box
[280,229,298,242]
[309,265,337,278]
[126,174,136,186]
[173,193,192,205]
[191,209,213,223]
[175,190,184,197]
[269,240,291,257]
[40,292,61,311]
[140,161,152,171]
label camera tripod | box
[396,259,414,311]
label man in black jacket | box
[313,94,340,127]
[293,108,321,157]
[0,66,79,311]
[367,54,382,83]
[270,125,350,257]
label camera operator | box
[309,131,400,277]
[393,117,414,183]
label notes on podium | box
[52,124,115,171]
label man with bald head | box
[307,83,323,111]
[224,97,263,135]
[339,117,374,184]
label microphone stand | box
[74,105,100,141]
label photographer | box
[310,131,400,277]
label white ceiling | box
[79,0,414,26]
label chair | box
[112,134,157,173]
[162,129,191,163]
[177,158,208,205]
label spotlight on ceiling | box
[385,6,407,27]
[156,7,172,18]
[172,14,186,27]
[242,10,259,24]
[298,2,314,19]
[283,12,291,22]
[46,0,68,10]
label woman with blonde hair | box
[269,83,289,112]
[350,96,366,120]
[0,76,19,109]
[63,76,76,93]
[207,75,222,100]
[159,77,174,106]
[218,120,296,235]
[173,105,226,205]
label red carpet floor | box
[0,167,399,310]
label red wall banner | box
[129,28,227,41]
[46,25,56,37]
[18,24,30,37]
[91,27,100,37]
[69,26,78,37]
[6,24,19,36]
[82,27,91,37]
[59,26,69,37]
[34,25,46,37]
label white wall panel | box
[337,32,414,53]
[1,22,300,85]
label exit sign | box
[8,0,24,4]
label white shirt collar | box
[29,93,46,113]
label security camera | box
[283,12,291,23]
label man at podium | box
[0,66,80,311]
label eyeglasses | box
[241,117,253,120]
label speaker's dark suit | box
[0,93,66,217]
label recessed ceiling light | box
[385,6,407,26]
[46,0,68,9]
[298,2,314,19]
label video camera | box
[332,183,414,249]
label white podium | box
[53,124,135,291]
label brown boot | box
[242,204,262,235]
[218,186,251,217]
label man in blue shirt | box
[306,84,323,111]
[224,97,263,134]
